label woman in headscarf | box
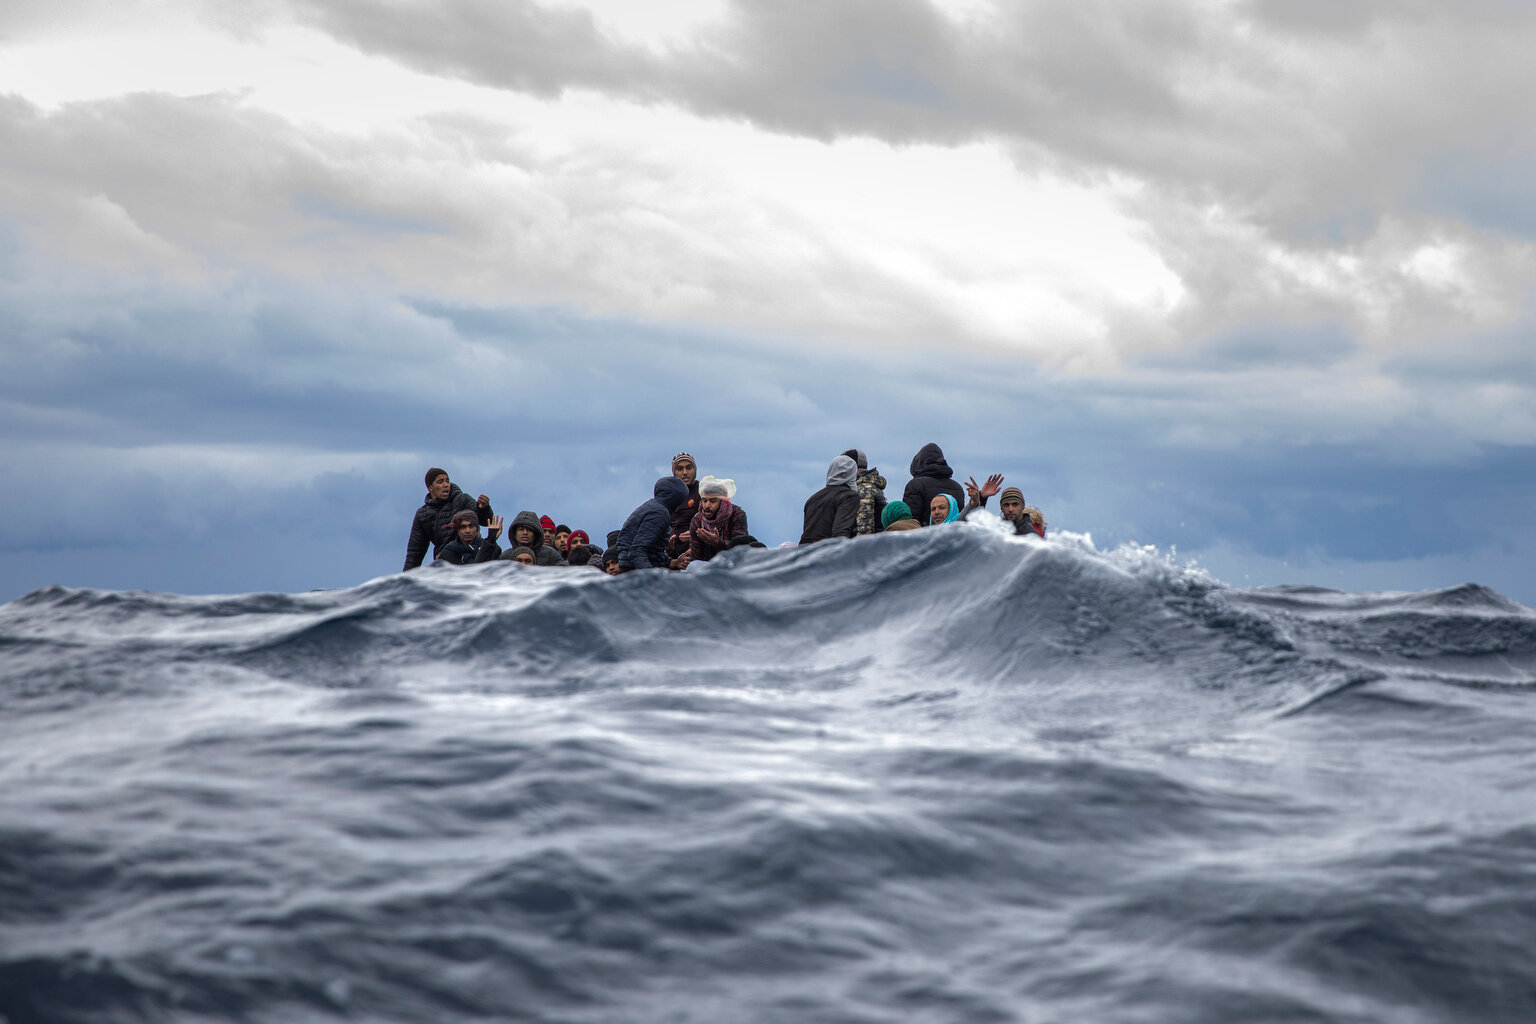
[688,476,749,562]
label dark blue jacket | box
[619,477,690,569]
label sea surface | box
[2,520,1534,1024]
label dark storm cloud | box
[264,0,1536,244]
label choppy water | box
[3,520,1535,1024]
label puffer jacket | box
[620,477,690,569]
[854,468,888,535]
[436,533,502,565]
[668,479,701,554]
[504,510,566,565]
[403,484,493,570]
[902,443,964,527]
[800,456,861,544]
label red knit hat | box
[568,530,589,546]
[539,515,556,531]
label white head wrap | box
[698,475,737,499]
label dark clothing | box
[620,477,690,570]
[902,443,964,527]
[688,503,749,562]
[962,495,1047,538]
[404,484,493,570]
[505,510,566,565]
[854,468,888,535]
[800,456,860,544]
[436,533,502,565]
[668,479,701,554]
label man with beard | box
[963,476,1047,538]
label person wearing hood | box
[902,443,964,527]
[504,510,567,565]
[800,455,861,545]
[927,492,962,526]
[619,476,692,571]
[688,476,749,562]
[841,448,888,535]
[403,467,494,570]
[880,500,922,532]
[666,452,702,556]
[436,509,505,565]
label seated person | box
[507,546,537,566]
[963,476,1047,538]
[436,511,503,565]
[505,511,567,565]
[927,493,962,526]
[880,500,921,532]
[688,477,749,562]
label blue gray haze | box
[2,521,1534,1024]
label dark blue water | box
[3,521,1535,1024]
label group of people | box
[402,445,1046,574]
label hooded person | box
[504,510,567,565]
[666,452,702,555]
[800,455,861,545]
[879,500,922,533]
[688,476,749,562]
[902,443,965,527]
[619,476,692,571]
[841,448,888,536]
[403,467,494,570]
[435,508,505,565]
[927,492,962,526]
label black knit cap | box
[451,508,480,528]
[425,467,448,488]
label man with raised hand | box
[403,467,493,570]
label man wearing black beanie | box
[403,467,494,570]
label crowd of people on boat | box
[403,444,1047,575]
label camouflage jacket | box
[854,469,888,535]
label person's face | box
[674,461,696,485]
[1000,498,1024,521]
[543,527,556,546]
[555,530,570,551]
[514,525,537,546]
[456,521,479,543]
[604,561,621,576]
[930,495,949,524]
[700,495,721,516]
[429,474,451,500]
[514,552,535,565]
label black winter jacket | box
[404,484,493,570]
[902,443,964,527]
[505,510,566,565]
[436,533,502,565]
[800,457,860,544]
[620,477,690,569]
[668,479,701,552]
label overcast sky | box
[2,0,1533,603]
